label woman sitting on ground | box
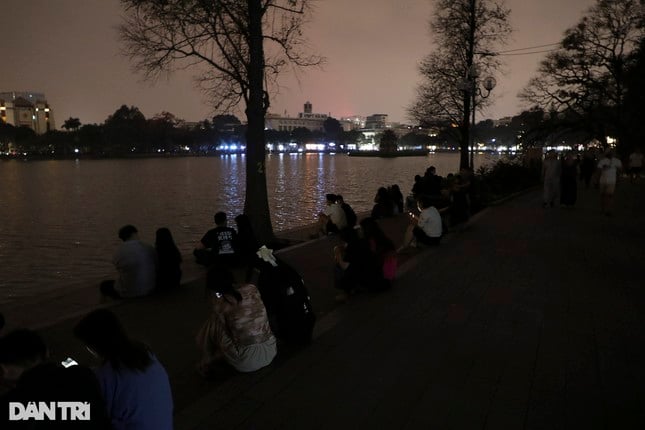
[196,266,276,374]
[234,214,260,267]
[371,187,394,219]
[155,227,182,290]
[360,217,397,288]
[333,227,384,300]
[74,309,174,430]
[388,184,404,214]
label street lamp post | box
[469,70,496,170]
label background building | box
[0,91,55,134]
[265,101,354,132]
[364,114,388,130]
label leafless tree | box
[119,0,323,242]
[409,0,511,170]
[521,0,644,147]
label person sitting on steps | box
[194,211,238,267]
[100,225,157,299]
[317,193,347,236]
[401,194,443,250]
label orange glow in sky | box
[1,0,596,126]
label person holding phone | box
[196,266,276,375]
[401,194,443,249]
[0,329,110,428]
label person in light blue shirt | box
[101,225,157,299]
[74,309,174,430]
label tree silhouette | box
[119,0,323,242]
[104,105,146,155]
[409,0,511,170]
[379,129,398,153]
[521,0,644,148]
[62,117,81,132]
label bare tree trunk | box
[460,92,471,170]
[460,0,477,171]
[244,0,274,244]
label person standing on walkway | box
[628,147,643,183]
[542,150,561,208]
[580,149,597,189]
[560,151,578,207]
[597,149,623,216]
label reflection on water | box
[0,153,500,303]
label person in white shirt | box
[542,150,561,208]
[317,193,347,235]
[401,195,442,248]
[597,149,623,215]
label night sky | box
[2,0,596,126]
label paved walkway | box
[10,179,645,429]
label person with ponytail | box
[74,309,173,430]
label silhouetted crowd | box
[0,162,485,429]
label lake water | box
[0,152,501,304]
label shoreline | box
[0,217,338,331]
[0,148,518,162]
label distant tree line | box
[0,106,243,157]
[0,106,374,157]
[1,103,609,158]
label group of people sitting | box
[1,184,455,427]
[408,165,473,232]
[100,211,260,300]
[100,224,182,299]
[371,185,405,219]
[332,217,398,301]
[326,180,446,301]
[317,193,358,235]
[99,210,316,380]
[316,185,407,237]
[0,209,320,428]
[0,309,174,429]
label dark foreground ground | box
[6,179,645,429]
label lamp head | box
[483,76,497,92]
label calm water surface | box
[0,153,500,303]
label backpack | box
[255,259,316,344]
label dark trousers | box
[413,226,441,246]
